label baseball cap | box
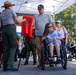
[56,20,62,23]
[38,4,44,10]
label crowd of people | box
[0,1,75,72]
[69,38,76,54]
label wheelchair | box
[67,46,76,61]
[40,41,67,70]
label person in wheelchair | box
[69,38,76,54]
[42,23,63,62]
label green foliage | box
[55,3,76,41]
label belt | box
[3,25,9,27]
[2,24,14,27]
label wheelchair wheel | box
[68,55,72,61]
[74,52,76,60]
[61,45,67,70]
[41,46,45,70]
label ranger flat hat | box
[2,1,15,7]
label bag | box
[19,47,26,58]
[61,38,65,45]
[21,16,34,38]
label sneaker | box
[57,57,61,62]
[33,61,37,65]
[8,67,18,71]
[3,67,18,71]
[37,64,41,67]
[49,57,54,61]
[24,61,28,65]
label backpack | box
[19,46,26,58]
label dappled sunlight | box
[68,59,76,64]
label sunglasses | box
[48,26,53,28]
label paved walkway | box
[0,57,76,75]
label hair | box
[43,23,53,36]
[4,6,9,9]
[55,22,62,26]
[4,5,11,9]
[73,38,76,41]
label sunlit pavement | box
[0,57,76,75]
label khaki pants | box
[24,37,36,62]
[35,36,42,64]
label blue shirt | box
[45,30,62,44]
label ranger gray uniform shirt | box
[0,9,17,26]
[34,14,54,36]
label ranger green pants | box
[24,37,36,62]
[2,24,17,69]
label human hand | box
[53,37,57,42]
[46,36,51,40]
[23,19,29,24]
[23,19,26,22]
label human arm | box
[54,36,63,42]
[11,10,27,25]
[48,15,56,30]
[65,33,69,44]
[52,22,56,30]
[14,16,27,25]
[69,43,75,48]
[42,36,52,41]
[54,36,63,40]
[53,31,63,42]
[63,27,69,44]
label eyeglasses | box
[48,26,53,28]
